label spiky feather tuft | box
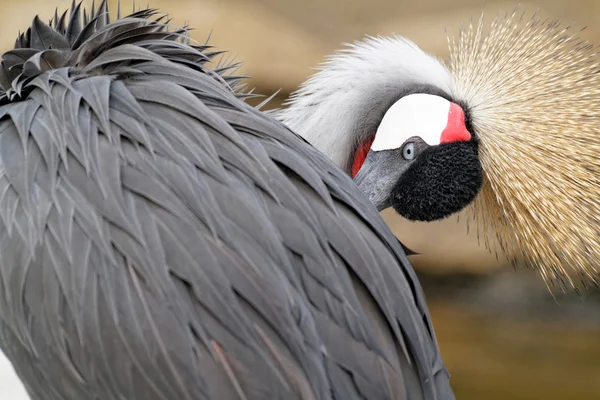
[449,8,600,290]
[0,0,254,103]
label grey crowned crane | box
[279,10,600,289]
[0,2,454,400]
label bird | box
[0,2,455,400]
[278,9,600,290]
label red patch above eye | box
[352,136,375,178]
[440,103,471,144]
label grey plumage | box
[0,2,453,399]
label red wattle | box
[351,136,375,178]
[440,103,471,144]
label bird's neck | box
[277,35,454,174]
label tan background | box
[1,1,600,399]
[2,0,598,273]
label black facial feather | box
[390,140,483,221]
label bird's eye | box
[402,142,416,160]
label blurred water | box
[430,302,600,400]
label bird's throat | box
[352,135,375,178]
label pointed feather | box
[66,1,84,46]
[30,16,70,50]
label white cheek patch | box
[370,93,451,152]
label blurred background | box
[2,0,600,399]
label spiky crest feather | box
[449,9,600,290]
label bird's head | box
[278,36,481,221]
[352,91,481,222]
[279,10,600,288]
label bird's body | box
[0,3,453,400]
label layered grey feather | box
[0,2,453,399]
